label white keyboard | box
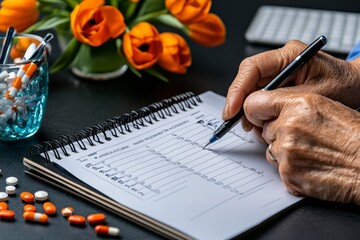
[245,5,360,54]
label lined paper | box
[49,91,302,240]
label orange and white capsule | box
[23,212,48,223]
[43,202,56,215]
[3,63,30,100]
[87,213,106,224]
[0,202,7,210]
[24,204,36,212]
[0,210,15,220]
[95,225,121,237]
[20,62,38,89]
[68,215,86,225]
[61,207,73,217]
[4,62,38,100]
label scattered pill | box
[0,192,8,202]
[34,190,48,201]
[95,225,121,237]
[87,213,106,224]
[24,204,36,212]
[0,202,7,210]
[68,215,86,225]
[20,192,34,202]
[6,176,18,186]
[5,185,16,195]
[23,212,48,223]
[61,207,73,217]
[0,209,15,220]
[43,202,56,215]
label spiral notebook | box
[23,91,302,240]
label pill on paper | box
[68,215,86,225]
[24,204,36,212]
[0,202,7,210]
[0,192,8,202]
[95,225,121,237]
[43,202,56,215]
[0,209,15,220]
[87,213,106,224]
[5,185,16,195]
[34,190,48,201]
[61,207,73,217]
[23,212,48,223]
[6,176,18,186]
[20,192,34,202]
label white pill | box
[0,71,8,80]
[0,192,8,201]
[34,190,48,201]
[6,176,18,186]
[5,185,16,195]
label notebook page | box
[48,91,302,240]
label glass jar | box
[0,33,49,141]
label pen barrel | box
[264,35,327,91]
[214,108,245,139]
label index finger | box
[223,40,307,120]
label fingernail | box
[222,103,229,120]
[241,118,252,132]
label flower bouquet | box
[0,0,226,81]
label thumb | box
[243,89,289,127]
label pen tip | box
[203,142,210,149]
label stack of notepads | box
[24,91,302,240]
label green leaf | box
[153,14,186,31]
[127,62,143,78]
[50,37,81,73]
[24,13,70,33]
[137,0,166,17]
[38,0,67,5]
[36,17,70,31]
[145,68,169,82]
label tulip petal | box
[158,32,191,74]
[188,13,226,47]
[99,6,125,38]
[123,22,163,70]
[70,0,126,47]
[0,0,39,32]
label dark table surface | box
[1,0,360,239]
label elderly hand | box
[243,90,360,204]
[223,40,360,124]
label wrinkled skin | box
[223,40,360,204]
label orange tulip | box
[165,0,211,24]
[158,33,191,74]
[0,0,39,32]
[122,22,163,70]
[187,13,226,47]
[70,0,126,47]
[10,38,39,60]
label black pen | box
[204,35,327,148]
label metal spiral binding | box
[27,92,202,162]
